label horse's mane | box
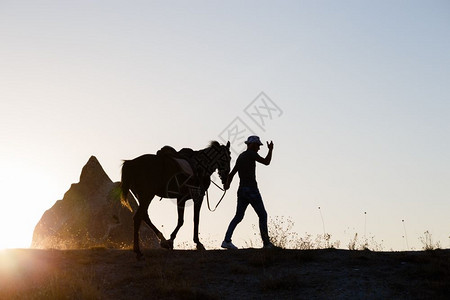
[179,141,221,156]
[208,140,221,148]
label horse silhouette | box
[121,141,231,259]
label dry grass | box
[2,214,449,300]
[0,250,102,299]
[247,216,342,250]
[419,230,441,251]
[2,248,449,299]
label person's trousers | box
[224,186,269,245]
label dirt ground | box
[1,248,449,299]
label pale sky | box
[1,1,449,250]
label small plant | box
[268,216,299,248]
[348,233,370,251]
[248,216,340,249]
[348,233,383,251]
[246,215,391,251]
[420,230,441,251]
[365,236,384,251]
[348,233,358,250]
[402,219,410,250]
[314,233,340,249]
[293,233,315,250]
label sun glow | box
[0,162,58,250]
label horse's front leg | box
[193,195,205,250]
[166,198,186,249]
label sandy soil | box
[1,248,449,299]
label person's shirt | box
[236,149,262,188]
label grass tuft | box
[420,230,441,251]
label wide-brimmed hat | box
[245,135,263,145]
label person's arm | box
[224,165,238,190]
[256,141,274,166]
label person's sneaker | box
[221,241,238,250]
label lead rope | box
[210,179,225,191]
[206,180,227,212]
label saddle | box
[157,146,194,177]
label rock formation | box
[31,156,158,249]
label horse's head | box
[217,141,231,185]
[207,141,231,186]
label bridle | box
[206,179,227,212]
[203,145,230,212]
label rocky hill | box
[31,156,158,249]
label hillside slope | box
[1,248,449,299]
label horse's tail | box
[120,160,133,212]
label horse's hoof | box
[196,243,206,251]
[160,240,174,250]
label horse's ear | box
[226,141,230,149]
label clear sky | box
[1,1,449,250]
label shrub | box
[420,231,441,251]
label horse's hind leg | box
[136,196,168,248]
[142,210,169,248]
[133,199,150,259]
[134,195,167,258]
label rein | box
[206,180,227,212]
[210,179,225,191]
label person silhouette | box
[221,135,275,249]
